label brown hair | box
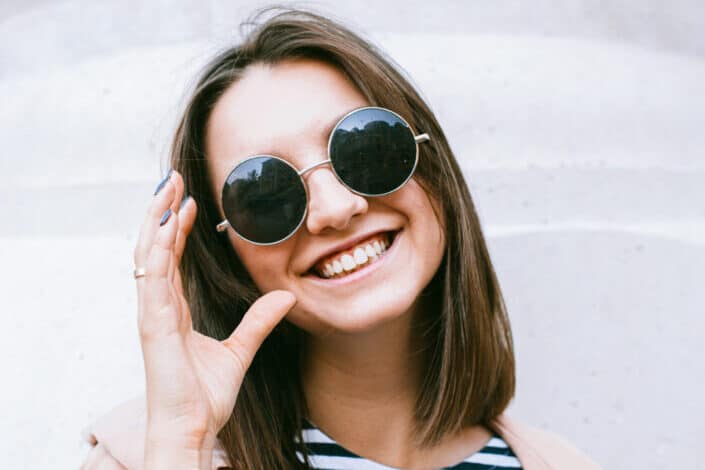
[169,6,515,469]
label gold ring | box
[133,267,147,279]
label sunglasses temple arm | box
[415,133,430,144]
[216,219,231,232]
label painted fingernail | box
[153,168,174,195]
[179,194,191,210]
[159,208,172,226]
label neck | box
[303,310,424,410]
[298,290,494,470]
[300,296,434,459]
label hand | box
[133,169,297,466]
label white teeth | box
[316,233,397,279]
[341,254,356,271]
[353,247,368,264]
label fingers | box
[133,169,187,272]
[174,195,197,266]
[170,193,197,332]
[132,169,190,341]
[223,291,297,375]
[139,201,181,339]
[169,170,185,213]
[134,170,175,271]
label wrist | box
[144,427,216,470]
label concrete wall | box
[1,1,703,468]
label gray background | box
[1,1,703,468]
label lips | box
[305,230,398,278]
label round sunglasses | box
[215,106,430,245]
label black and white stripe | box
[295,419,522,469]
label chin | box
[292,291,420,336]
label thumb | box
[222,290,297,374]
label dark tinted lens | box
[221,156,307,244]
[329,108,417,195]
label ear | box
[81,394,230,469]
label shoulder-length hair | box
[170,7,515,469]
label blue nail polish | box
[179,194,191,210]
[153,168,174,195]
[159,208,172,226]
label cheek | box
[408,189,447,266]
[404,181,445,241]
[228,235,289,290]
[230,234,275,282]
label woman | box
[80,7,598,470]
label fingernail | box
[179,194,191,210]
[159,208,172,226]
[153,168,174,195]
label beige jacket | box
[80,396,601,469]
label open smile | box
[304,229,402,285]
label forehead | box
[206,59,369,188]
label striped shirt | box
[295,418,522,469]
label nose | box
[303,165,368,235]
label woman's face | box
[205,58,445,336]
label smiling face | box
[205,58,445,336]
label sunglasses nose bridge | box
[302,162,368,236]
[297,159,332,177]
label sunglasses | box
[216,106,430,245]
